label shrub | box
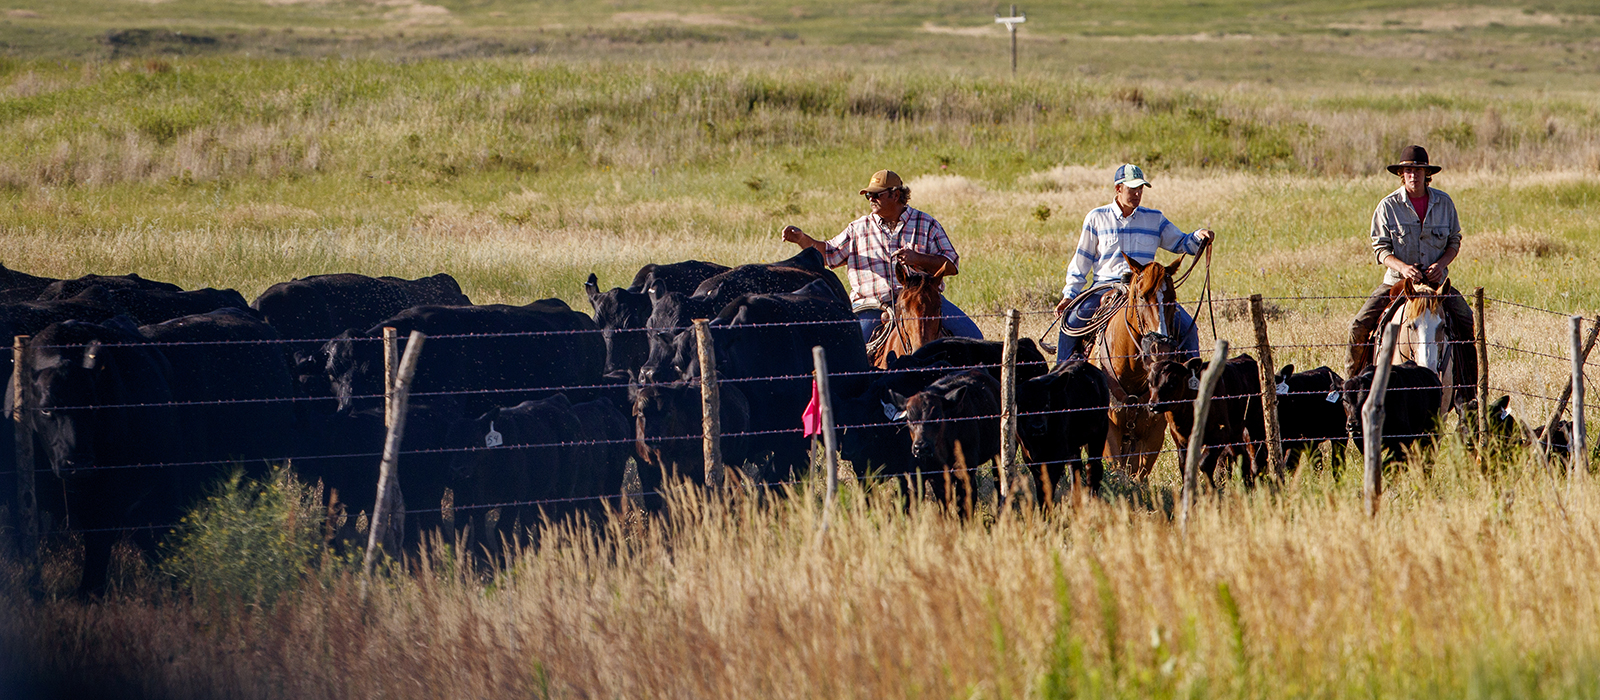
[159,467,329,607]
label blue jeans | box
[1056,289,1198,364]
[858,297,983,342]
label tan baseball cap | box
[860,170,904,194]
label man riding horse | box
[1054,164,1215,364]
[1347,145,1476,385]
[781,169,983,342]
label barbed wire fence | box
[3,287,1595,568]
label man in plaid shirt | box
[1054,164,1215,363]
[782,169,983,341]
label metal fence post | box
[693,319,723,488]
[1181,339,1229,535]
[1248,295,1284,477]
[363,330,425,594]
[1364,324,1400,518]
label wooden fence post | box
[1363,324,1400,518]
[1573,316,1588,480]
[694,319,723,488]
[1474,288,1489,445]
[812,346,839,539]
[11,335,37,581]
[363,330,425,593]
[383,327,400,428]
[999,309,1021,505]
[1248,295,1284,477]
[1181,339,1230,534]
[1541,316,1598,459]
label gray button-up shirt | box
[1370,185,1461,286]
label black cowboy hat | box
[1386,144,1442,175]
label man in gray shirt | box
[1347,144,1476,386]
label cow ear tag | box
[881,400,899,421]
[1276,382,1289,395]
[1188,376,1199,391]
[484,422,503,448]
[1325,391,1340,403]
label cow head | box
[1146,358,1204,407]
[26,317,166,473]
[323,328,383,415]
[892,383,971,467]
[585,273,653,378]
[1340,370,1374,444]
[629,379,701,486]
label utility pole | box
[995,5,1025,74]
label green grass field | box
[3,1,1600,697]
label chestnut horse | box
[867,262,952,369]
[1088,255,1185,481]
[1386,278,1466,414]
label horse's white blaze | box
[1411,308,1445,372]
[1154,285,1170,337]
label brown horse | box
[1088,255,1185,481]
[867,262,951,369]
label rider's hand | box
[1054,296,1072,317]
[781,225,805,244]
[1194,228,1215,246]
[1401,263,1428,284]
[1424,262,1446,285]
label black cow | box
[251,273,471,366]
[887,369,1002,516]
[689,247,848,313]
[25,309,302,594]
[1016,360,1111,506]
[95,286,253,326]
[1534,420,1573,466]
[21,317,183,594]
[295,401,456,546]
[885,337,1050,397]
[321,299,604,421]
[447,394,632,551]
[628,259,730,295]
[833,377,915,480]
[36,272,182,300]
[631,379,752,495]
[138,309,299,464]
[1273,364,1349,474]
[585,260,729,379]
[1341,362,1443,463]
[1148,354,1267,489]
[705,279,867,479]
[0,263,58,303]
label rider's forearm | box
[1434,245,1459,268]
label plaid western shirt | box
[1061,203,1205,300]
[823,207,959,308]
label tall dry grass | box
[6,443,1600,698]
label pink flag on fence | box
[802,380,823,437]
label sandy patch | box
[612,11,750,27]
[4,9,40,17]
[920,22,998,37]
[1091,33,1257,42]
[1328,7,1582,31]
[907,174,988,207]
[383,3,451,23]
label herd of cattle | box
[0,248,1561,593]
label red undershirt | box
[1409,193,1429,221]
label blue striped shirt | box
[1060,203,1205,299]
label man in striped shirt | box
[782,169,983,341]
[1054,164,1214,363]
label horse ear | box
[1121,253,1143,271]
[1165,258,1182,277]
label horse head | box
[1391,278,1452,375]
[1123,254,1183,366]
